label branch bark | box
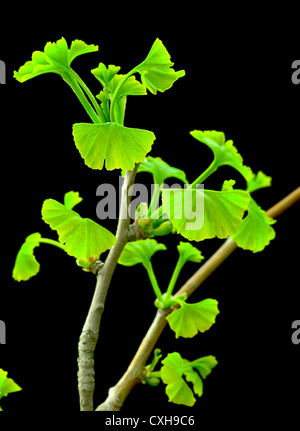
[95,186,300,411]
[77,165,139,411]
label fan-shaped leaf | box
[160,352,217,406]
[232,197,276,252]
[162,186,250,241]
[135,38,185,94]
[14,37,98,82]
[12,233,41,282]
[118,239,166,268]
[42,199,116,259]
[177,241,204,264]
[190,130,253,181]
[166,298,219,338]
[63,191,83,210]
[72,122,155,171]
[0,369,22,410]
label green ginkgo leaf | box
[161,352,196,407]
[72,122,155,171]
[177,241,204,264]
[135,38,185,94]
[190,130,253,181]
[12,233,42,282]
[162,186,250,241]
[42,199,116,259]
[118,239,166,269]
[91,63,121,86]
[0,369,22,411]
[232,197,276,252]
[160,352,217,406]
[247,170,272,193]
[14,37,98,82]
[182,356,218,397]
[63,191,83,210]
[166,298,220,338]
[138,156,188,185]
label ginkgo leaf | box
[118,239,166,268]
[182,356,218,397]
[166,298,220,338]
[138,156,188,185]
[91,63,121,86]
[247,170,272,193]
[135,38,185,94]
[63,191,83,210]
[42,199,116,259]
[232,197,276,252]
[72,122,155,171]
[161,352,196,407]
[110,74,147,98]
[162,186,250,241]
[12,233,42,282]
[14,37,98,82]
[177,241,204,264]
[190,130,253,181]
[160,352,217,406]
[0,369,22,411]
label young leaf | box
[190,130,253,181]
[12,233,42,282]
[247,170,272,193]
[138,156,188,185]
[0,369,22,411]
[182,356,218,397]
[160,352,196,406]
[14,38,98,82]
[118,239,166,268]
[135,38,185,94]
[91,63,121,87]
[160,353,217,406]
[42,199,116,259]
[110,74,147,98]
[166,298,220,338]
[177,241,204,264]
[232,197,276,252]
[63,191,83,210]
[162,187,250,241]
[72,122,155,171]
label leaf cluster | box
[12,38,278,410]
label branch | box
[77,165,139,411]
[95,186,300,411]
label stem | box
[145,262,164,303]
[191,159,218,188]
[149,371,161,379]
[64,75,101,124]
[110,69,136,123]
[73,71,106,123]
[164,258,184,303]
[37,238,66,251]
[95,186,300,411]
[77,165,139,411]
[148,183,162,217]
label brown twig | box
[77,165,139,411]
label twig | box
[77,165,139,411]
[95,186,300,411]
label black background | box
[1,7,299,427]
